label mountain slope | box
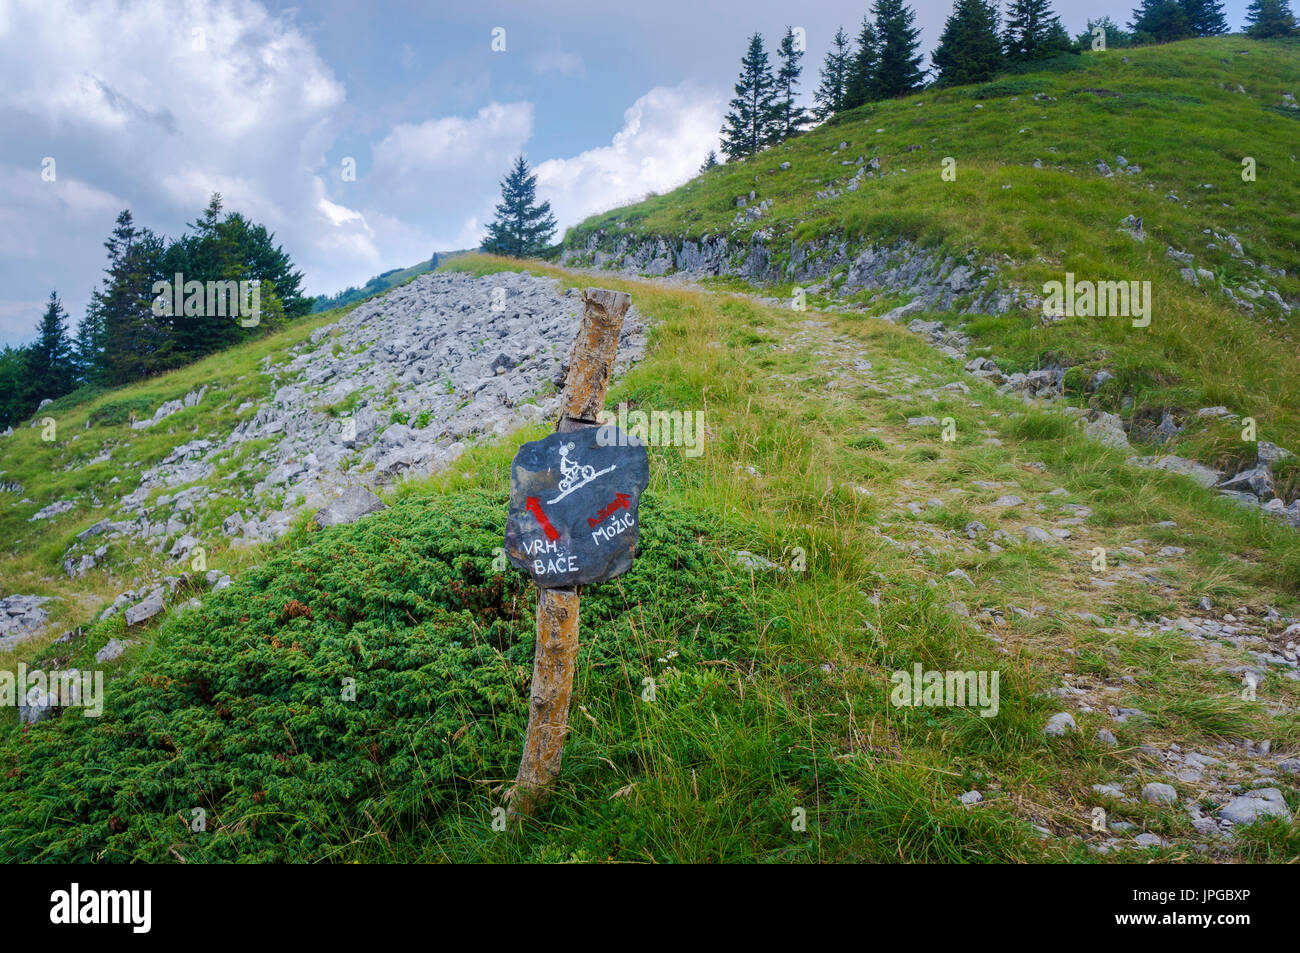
[0,270,643,656]
[2,252,1299,862]
[564,37,1300,504]
[4,38,1300,864]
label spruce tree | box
[72,308,102,385]
[1179,0,1229,34]
[1130,0,1195,41]
[218,213,305,321]
[481,155,558,257]
[717,33,774,157]
[814,27,853,120]
[1245,0,1299,36]
[871,0,925,100]
[933,0,1004,86]
[27,292,76,400]
[774,26,811,140]
[163,194,232,357]
[1003,0,1071,60]
[720,34,780,159]
[699,149,720,173]
[85,210,167,387]
[842,17,880,110]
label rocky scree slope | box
[6,270,644,654]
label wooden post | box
[508,288,631,823]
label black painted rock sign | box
[505,425,649,588]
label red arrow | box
[525,496,560,542]
[588,492,632,528]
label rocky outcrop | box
[46,271,647,637]
[563,230,1021,315]
[0,595,50,651]
[313,487,388,528]
[130,386,207,429]
[905,309,1300,529]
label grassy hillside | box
[3,253,1298,862]
[4,39,1299,864]
[567,37,1300,481]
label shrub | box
[87,397,157,428]
[0,490,756,861]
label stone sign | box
[505,424,649,588]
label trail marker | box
[504,288,645,823]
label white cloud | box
[533,83,724,230]
[0,3,728,341]
[0,0,352,322]
[371,102,534,178]
[0,0,345,137]
[359,101,535,258]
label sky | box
[0,0,1258,346]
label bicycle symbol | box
[547,441,616,504]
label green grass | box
[566,37,1300,484]
[5,40,1300,862]
[2,252,1297,861]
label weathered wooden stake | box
[507,288,631,824]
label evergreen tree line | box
[0,195,309,427]
[1078,0,1295,47]
[712,0,1296,164]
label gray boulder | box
[1132,455,1220,488]
[1220,465,1274,499]
[313,488,388,528]
[1258,441,1295,466]
[1084,410,1129,449]
[1044,712,1077,736]
[1141,782,1177,805]
[124,592,165,626]
[1218,788,1292,825]
[95,639,129,663]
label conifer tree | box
[1244,0,1299,36]
[481,155,558,257]
[720,34,780,159]
[1075,16,1134,48]
[699,149,720,173]
[0,347,32,427]
[774,26,811,139]
[933,0,1004,86]
[814,26,853,119]
[72,308,102,385]
[27,292,76,400]
[85,210,166,387]
[1130,0,1195,41]
[871,0,925,99]
[1179,0,1229,34]
[842,16,880,110]
[1002,0,1072,60]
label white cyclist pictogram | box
[547,441,617,504]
